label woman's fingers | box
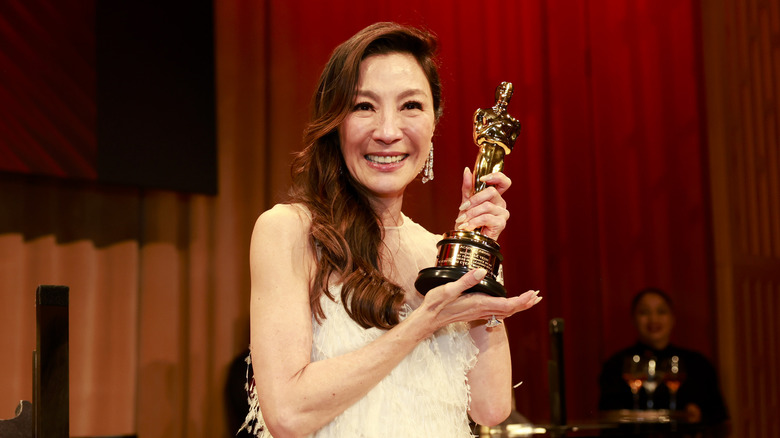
[423,268,489,312]
[476,172,512,195]
[425,280,543,328]
[455,199,510,238]
[472,289,541,320]
[463,185,508,210]
[460,167,473,204]
[455,171,512,239]
[459,170,512,207]
[513,289,543,310]
[445,267,488,297]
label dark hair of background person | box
[631,287,674,314]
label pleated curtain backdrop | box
[0,0,714,436]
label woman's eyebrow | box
[354,88,429,100]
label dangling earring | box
[421,144,434,183]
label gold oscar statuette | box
[415,81,521,297]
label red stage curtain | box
[0,0,96,178]
[258,0,711,422]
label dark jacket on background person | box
[598,341,728,424]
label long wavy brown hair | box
[288,22,443,329]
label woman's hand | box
[416,268,541,330]
[454,167,511,240]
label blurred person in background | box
[598,287,728,425]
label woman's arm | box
[452,168,542,425]
[250,204,523,438]
[468,321,512,425]
[466,296,534,426]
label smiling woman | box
[338,52,436,205]
[240,22,541,437]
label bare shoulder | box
[251,203,314,280]
[255,203,311,231]
[252,204,313,246]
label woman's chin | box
[360,177,416,198]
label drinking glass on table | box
[622,355,647,410]
[642,356,659,409]
[660,355,685,411]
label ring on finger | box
[486,315,502,328]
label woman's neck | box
[370,195,404,227]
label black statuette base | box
[415,266,507,298]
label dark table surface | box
[475,410,731,438]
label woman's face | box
[633,292,675,349]
[338,52,435,202]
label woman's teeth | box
[366,154,406,164]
